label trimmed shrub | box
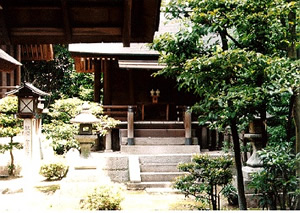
[39,162,68,181]
[80,184,124,210]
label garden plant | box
[174,154,234,210]
[0,96,23,176]
[43,97,119,154]
[152,0,299,210]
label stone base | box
[233,166,264,208]
[60,166,111,198]
[242,166,263,180]
[245,193,261,208]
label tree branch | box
[225,31,244,49]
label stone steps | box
[141,172,185,182]
[119,129,196,138]
[127,181,173,190]
[140,163,179,172]
[139,154,194,164]
[121,137,198,145]
[121,145,200,155]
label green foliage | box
[24,45,96,105]
[152,2,299,209]
[43,97,119,154]
[249,142,300,210]
[152,0,299,131]
[80,184,124,210]
[173,154,233,210]
[39,162,69,181]
[221,184,238,206]
[0,96,23,176]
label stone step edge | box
[140,172,187,175]
[140,163,180,166]
[126,181,173,190]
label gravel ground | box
[0,176,199,212]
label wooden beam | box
[0,7,10,44]
[10,28,64,36]
[122,0,132,47]
[61,0,72,43]
[72,27,122,36]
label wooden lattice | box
[21,44,54,61]
[74,57,95,73]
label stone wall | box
[100,156,129,183]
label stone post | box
[127,106,134,145]
[104,129,113,152]
[241,119,264,207]
[184,106,192,145]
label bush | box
[173,154,233,210]
[248,142,300,210]
[39,162,69,181]
[80,184,124,210]
[221,184,238,206]
[43,97,119,155]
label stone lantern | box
[70,102,100,158]
[6,82,49,118]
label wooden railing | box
[102,105,137,121]
[102,104,224,151]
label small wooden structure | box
[70,43,224,151]
[0,45,22,97]
[0,0,161,97]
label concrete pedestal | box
[241,166,263,207]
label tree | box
[43,97,119,154]
[151,0,299,210]
[0,96,23,176]
[23,45,95,105]
[174,154,233,210]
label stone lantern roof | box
[70,102,100,124]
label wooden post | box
[128,69,134,105]
[127,106,134,145]
[15,45,21,85]
[104,129,113,152]
[184,106,192,145]
[103,59,111,105]
[94,61,101,103]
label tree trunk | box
[230,119,248,210]
[211,184,217,210]
[287,94,295,143]
[259,105,268,148]
[9,138,14,176]
[287,5,300,210]
[294,95,300,176]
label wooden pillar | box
[103,59,111,105]
[128,69,134,105]
[15,45,21,85]
[184,106,192,145]
[94,60,101,103]
[127,106,134,145]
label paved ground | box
[0,176,200,212]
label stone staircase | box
[127,154,196,190]
[120,128,200,190]
[120,129,199,155]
